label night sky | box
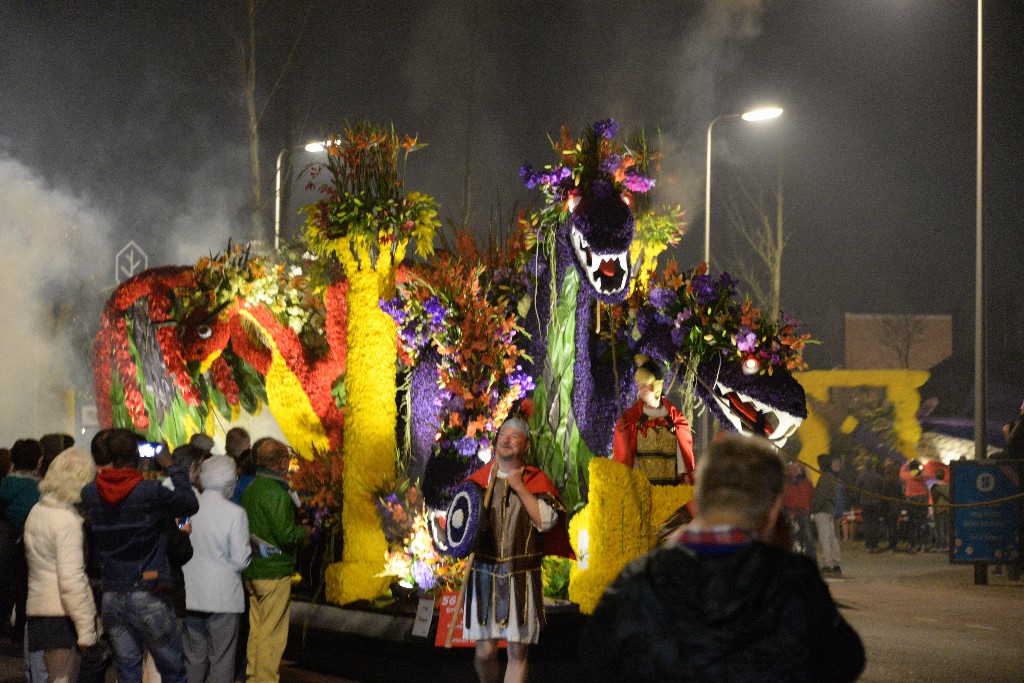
[1,1,1022,442]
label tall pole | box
[274,148,286,250]
[701,109,780,456]
[704,114,739,266]
[275,141,329,251]
[974,0,986,461]
[702,116,733,457]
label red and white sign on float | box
[433,591,506,648]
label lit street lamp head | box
[741,106,784,122]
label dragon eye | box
[197,325,213,339]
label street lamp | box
[973,0,985,464]
[703,106,783,266]
[699,106,782,456]
[274,140,328,250]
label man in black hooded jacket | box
[80,429,198,683]
[580,434,864,683]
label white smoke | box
[0,156,112,446]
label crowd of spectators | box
[0,427,310,683]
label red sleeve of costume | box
[466,461,494,488]
[666,399,695,478]
[612,400,645,466]
[522,467,576,561]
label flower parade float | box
[94,119,813,675]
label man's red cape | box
[467,460,576,560]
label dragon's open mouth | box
[571,226,628,295]
[710,379,803,447]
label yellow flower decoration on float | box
[331,257,400,604]
[301,122,437,603]
[238,308,330,460]
[568,458,694,613]
[650,484,692,545]
[796,369,928,478]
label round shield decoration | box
[444,480,483,559]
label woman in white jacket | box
[23,447,98,683]
[182,454,251,683]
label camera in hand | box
[138,442,164,458]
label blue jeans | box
[102,591,186,683]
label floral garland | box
[302,121,440,267]
[290,446,345,540]
[618,260,813,376]
[519,118,655,227]
[382,251,533,465]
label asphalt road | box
[827,544,1024,683]
[0,641,359,683]
[1,543,1020,682]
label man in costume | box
[612,356,695,485]
[463,417,573,683]
[581,434,865,683]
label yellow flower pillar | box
[568,458,692,613]
[326,239,405,605]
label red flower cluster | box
[208,356,240,406]
[114,317,149,431]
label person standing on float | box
[612,357,695,486]
[463,417,573,683]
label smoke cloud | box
[0,156,112,445]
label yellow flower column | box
[568,458,692,613]
[326,240,404,604]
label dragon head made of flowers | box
[631,263,810,449]
[520,118,653,305]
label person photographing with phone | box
[79,429,198,683]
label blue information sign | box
[951,460,1022,564]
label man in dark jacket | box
[79,429,198,683]
[811,453,845,575]
[581,434,865,683]
[855,461,885,552]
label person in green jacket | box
[240,438,308,683]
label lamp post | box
[274,141,327,250]
[973,0,985,464]
[703,106,783,266]
[699,106,783,456]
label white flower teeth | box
[712,380,803,448]
[570,227,628,294]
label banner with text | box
[951,460,1022,564]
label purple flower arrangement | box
[518,118,656,232]
[630,261,813,375]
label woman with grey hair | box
[182,455,251,683]
[23,447,98,683]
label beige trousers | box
[244,577,292,683]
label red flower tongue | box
[726,392,774,435]
[599,259,618,276]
